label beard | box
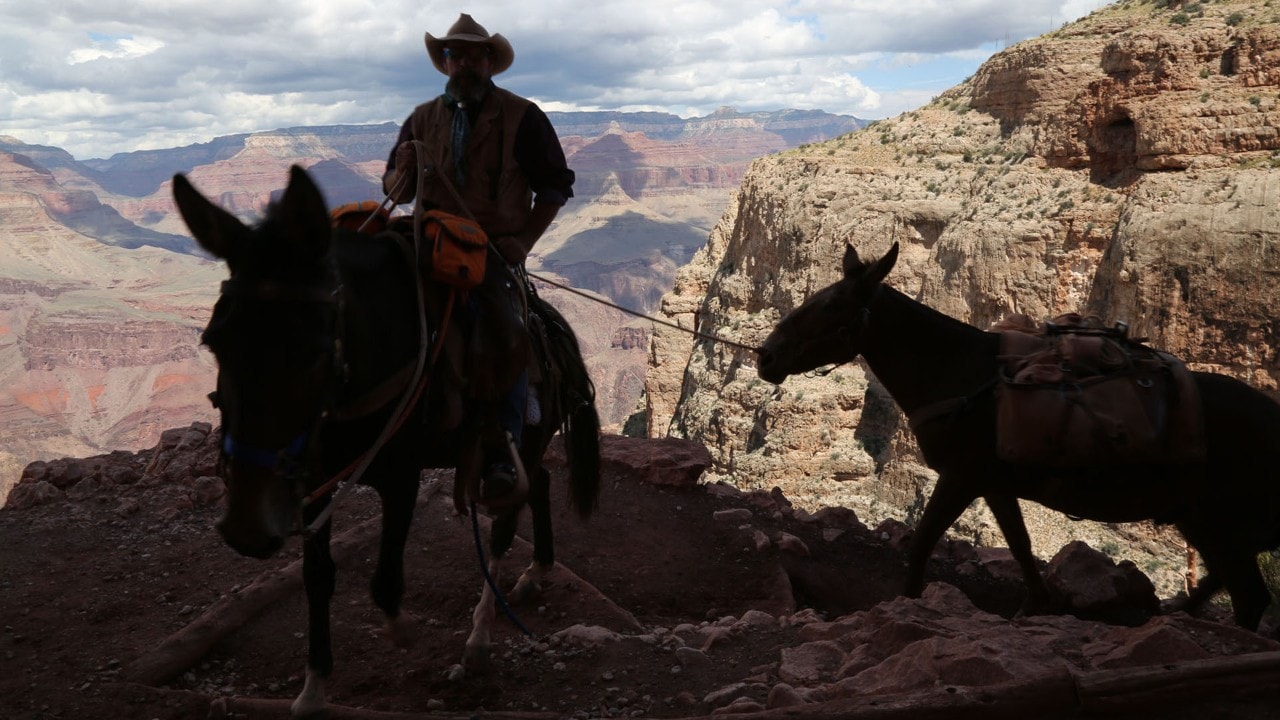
[446,71,490,106]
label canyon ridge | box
[0,108,861,501]
[646,0,1280,598]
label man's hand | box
[492,234,532,265]
[394,142,417,174]
[491,202,559,265]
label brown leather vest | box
[406,86,533,238]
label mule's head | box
[757,242,899,384]
[175,166,342,558]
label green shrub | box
[1260,551,1280,600]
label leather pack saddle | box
[993,313,1206,467]
[330,204,539,435]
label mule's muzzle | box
[217,515,286,559]
[756,346,787,385]
[215,460,299,559]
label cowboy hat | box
[425,14,514,75]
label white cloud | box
[0,0,1099,159]
[67,35,165,65]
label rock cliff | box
[0,151,223,502]
[647,0,1280,595]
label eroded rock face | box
[5,422,220,512]
[0,152,224,501]
[0,109,862,497]
[646,1,1280,594]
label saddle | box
[993,313,1206,467]
[329,203,537,433]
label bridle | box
[816,304,870,376]
[792,288,871,378]
[211,220,442,539]
[210,265,349,531]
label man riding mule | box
[178,164,600,717]
[381,13,575,506]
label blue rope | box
[469,500,534,637]
[222,431,307,471]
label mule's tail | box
[530,294,601,517]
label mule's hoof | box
[446,663,467,682]
[290,669,329,719]
[290,695,330,720]
[384,613,417,648]
[463,643,492,674]
[478,463,527,510]
[507,578,541,606]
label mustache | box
[446,74,489,104]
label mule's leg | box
[465,500,528,669]
[1191,540,1270,630]
[456,548,503,678]
[905,473,977,597]
[458,482,540,677]
[511,464,554,605]
[1170,572,1223,617]
[372,471,420,648]
[985,494,1054,614]
[453,437,484,516]
[292,521,335,719]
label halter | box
[212,266,349,529]
[801,302,871,378]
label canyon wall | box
[647,0,1280,594]
[0,108,861,501]
[0,152,222,502]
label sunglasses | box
[443,46,492,62]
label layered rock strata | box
[647,0,1280,594]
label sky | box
[1,0,1108,161]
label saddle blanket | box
[993,314,1206,467]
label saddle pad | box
[330,200,391,234]
[995,330,1206,466]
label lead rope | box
[524,272,760,353]
[375,143,534,635]
[300,143,435,536]
[427,157,540,636]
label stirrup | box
[477,431,528,510]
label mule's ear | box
[278,165,331,260]
[842,243,863,277]
[863,241,900,288]
[173,173,248,264]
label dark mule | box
[758,241,1280,629]
[174,166,600,717]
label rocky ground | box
[3,424,1280,720]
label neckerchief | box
[444,80,494,187]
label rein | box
[300,143,453,536]
[526,272,761,353]
[391,150,760,355]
